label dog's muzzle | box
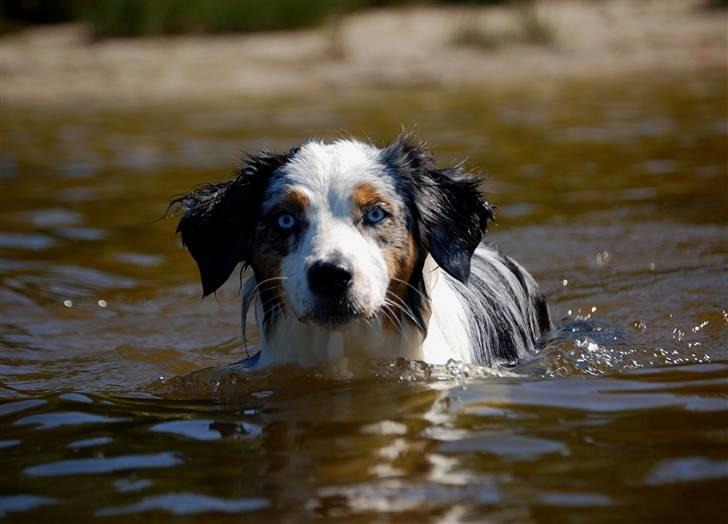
[305,258,360,326]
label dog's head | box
[175,135,493,333]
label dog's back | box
[423,244,550,367]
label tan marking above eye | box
[353,183,393,212]
[279,187,309,212]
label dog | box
[174,135,550,369]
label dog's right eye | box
[363,206,387,225]
[276,214,298,231]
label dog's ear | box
[382,136,494,283]
[174,151,290,297]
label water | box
[1,72,727,521]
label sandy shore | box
[1,0,726,107]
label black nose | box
[308,259,353,298]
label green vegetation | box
[1,0,507,37]
[75,0,361,37]
[2,0,725,38]
[7,0,723,38]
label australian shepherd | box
[174,135,550,369]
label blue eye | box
[364,207,387,225]
[276,214,297,230]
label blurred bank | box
[1,0,726,107]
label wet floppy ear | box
[173,151,290,297]
[383,137,493,283]
[415,166,493,283]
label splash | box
[149,355,512,401]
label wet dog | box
[175,135,550,368]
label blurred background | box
[0,1,727,521]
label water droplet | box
[595,251,611,266]
[631,320,647,332]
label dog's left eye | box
[276,214,298,231]
[364,206,387,225]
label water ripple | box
[0,495,59,518]
[23,452,182,477]
[96,493,270,516]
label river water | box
[1,72,727,522]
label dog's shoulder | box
[434,244,551,366]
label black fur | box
[446,250,550,366]
[534,293,552,336]
[380,135,494,284]
[380,136,549,364]
[173,151,292,297]
[380,135,494,336]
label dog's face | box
[257,141,415,327]
[175,136,492,333]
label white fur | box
[254,253,494,369]
[265,140,400,322]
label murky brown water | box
[1,72,727,522]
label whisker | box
[242,276,289,353]
[379,307,402,336]
[385,292,419,327]
[381,300,407,335]
[258,295,285,316]
[250,276,288,296]
[391,277,430,305]
[262,303,284,331]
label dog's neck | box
[246,257,441,370]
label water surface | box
[1,72,727,522]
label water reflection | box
[24,452,182,477]
[1,361,725,520]
[96,493,270,517]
